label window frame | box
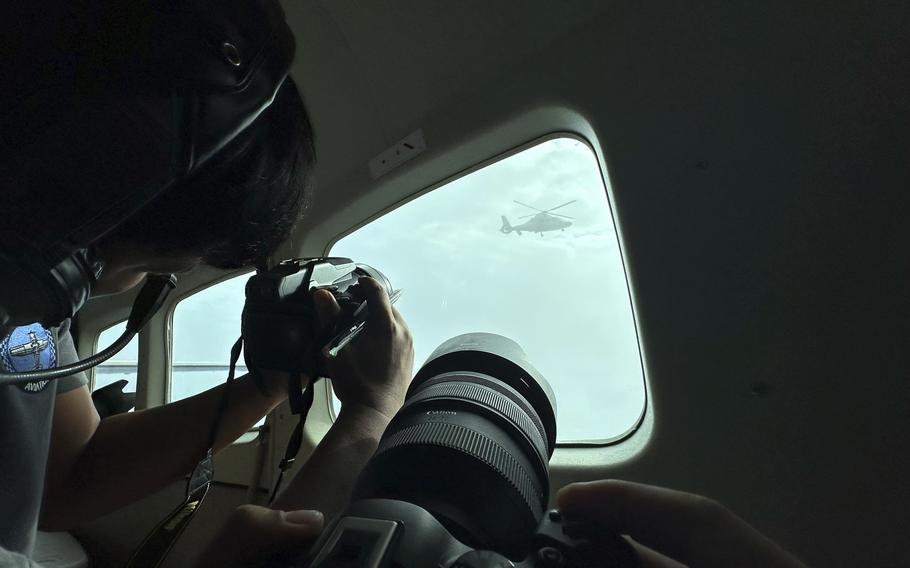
[91,320,139,393]
[165,269,262,430]
[323,132,648,448]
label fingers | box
[558,480,809,568]
[202,504,324,567]
[390,304,407,326]
[557,480,732,566]
[358,277,394,331]
[236,503,324,540]
[312,279,394,331]
[312,288,340,327]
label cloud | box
[332,138,644,441]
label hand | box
[557,480,808,568]
[197,504,323,567]
[313,277,414,420]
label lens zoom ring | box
[377,421,544,512]
[406,382,547,456]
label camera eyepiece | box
[353,333,557,559]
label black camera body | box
[301,333,637,568]
[242,257,393,377]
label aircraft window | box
[330,136,644,443]
[95,321,138,395]
[171,274,261,425]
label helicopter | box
[500,199,576,236]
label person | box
[196,479,811,567]
[556,480,809,568]
[0,25,416,565]
[196,283,414,567]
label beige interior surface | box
[73,483,254,568]
[71,1,910,566]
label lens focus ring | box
[376,420,544,513]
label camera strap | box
[267,372,318,504]
[126,330,322,567]
[125,336,244,568]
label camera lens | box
[352,333,557,559]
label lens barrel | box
[352,333,557,559]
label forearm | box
[42,373,286,529]
[271,403,391,521]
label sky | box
[96,137,645,442]
[332,138,644,442]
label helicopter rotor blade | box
[545,199,577,212]
[513,200,546,212]
[549,213,574,220]
[518,213,537,219]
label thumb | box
[312,288,341,327]
[200,504,324,567]
[241,505,324,547]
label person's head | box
[91,78,316,296]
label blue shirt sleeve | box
[54,319,88,394]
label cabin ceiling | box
[283,0,608,189]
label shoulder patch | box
[1,322,57,393]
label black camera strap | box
[125,336,244,568]
[268,372,319,504]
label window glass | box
[171,275,249,403]
[330,137,644,442]
[95,321,138,394]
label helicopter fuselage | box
[501,212,572,235]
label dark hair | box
[103,77,315,269]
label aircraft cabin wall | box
[282,2,910,566]
[70,1,908,566]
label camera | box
[301,333,638,568]
[242,257,394,377]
